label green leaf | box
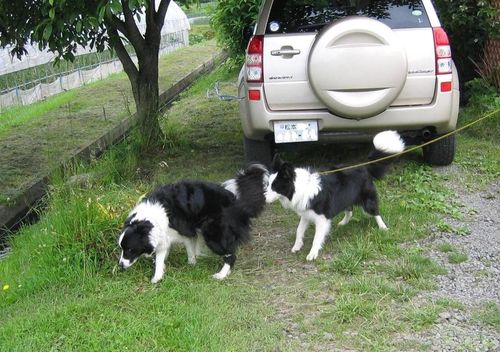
[128,0,140,11]
[49,0,54,5]
[98,6,106,22]
[88,17,99,28]
[76,21,82,33]
[110,0,122,14]
[49,8,55,19]
[43,24,53,41]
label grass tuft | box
[447,252,468,264]
[404,303,443,330]
[329,236,378,275]
[387,253,446,284]
[436,243,455,253]
[473,302,500,331]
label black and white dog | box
[118,164,268,283]
[265,130,405,261]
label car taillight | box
[433,27,452,75]
[246,35,264,83]
[248,90,261,100]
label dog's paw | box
[306,251,319,261]
[188,257,197,265]
[212,264,231,280]
[150,276,163,284]
[291,243,303,253]
[212,272,227,280]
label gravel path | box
[400,179,500,351]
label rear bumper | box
[239,76,460,141]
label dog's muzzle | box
[118,258,132,269]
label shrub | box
[210,0,260,63]
[433,0,499,86]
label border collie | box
[265,130,405,261]
[118,164,268,283]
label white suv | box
[238,0,460,165]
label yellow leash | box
[319,107,500,176]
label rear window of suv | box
[266,0,430,34]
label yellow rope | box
[319,107,500,175]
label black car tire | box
[423,134,455,166]
[243,136,273,165]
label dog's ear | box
[135,220,154,236]
[280,162,295,181]
[271,153,284,171]
[124,212,137,227]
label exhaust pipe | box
[421,128,433,140]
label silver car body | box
[238,0,460,144]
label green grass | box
[447,252,468,264]
[436,221,471,236]
[404,303,443,330]
[454,80,500,189]
[0,90,77,133]
[436,243,455,253]
[436,243,468,264]
[386,252,446,288]
[0,69,499,350]
[0,276,280,351]
[473,302,500,332]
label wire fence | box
[0,30,189,112]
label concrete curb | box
[0,51,227,237]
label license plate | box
[274,120,318,143]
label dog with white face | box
[265,130,405,261]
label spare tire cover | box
[308,17,407,119]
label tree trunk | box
[130,48,165,149]
[104,3,169,150]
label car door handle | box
[271,49,301,56]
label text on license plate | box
[274,120,318,143]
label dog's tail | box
[222,164,268,218]
[367,130,405,179]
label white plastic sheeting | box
[136,1,190,36]
[0,2,191,111]
[0,1,190,76]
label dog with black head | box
[265,131,405,260]
[118,164,269,283]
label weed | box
[387,253,446,283]
[436,221,471,236]
[392,164,463,218]
[473,302,500,331]
[338,276,416,302]
[436,243,455,253]
[330,237,377,275]
[329,294,379,323]
[447,252,468,264]
[404,303,443,330]
[435,298,465,310]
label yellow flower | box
[2,284,9,291]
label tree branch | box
[120,0,146,54]
[108,14,129,38]
[155,0,171,28]
[105,20,138,83]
